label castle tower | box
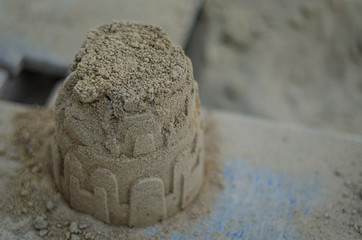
[50,21,204,226]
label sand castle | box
[50,21,204,226]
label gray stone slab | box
[45,81,62,109]
[0,69,9,95]
[0,0,202,73]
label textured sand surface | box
[52,22,204,226]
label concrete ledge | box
[0,69,9,96]
[0,0,203,72]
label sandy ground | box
[193,0,362,135]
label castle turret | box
[51,21,204,226]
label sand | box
[0,21,223,238]
[53,21,204,226]
[3,107,222,239]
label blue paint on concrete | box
[143,157,325,239]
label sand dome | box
[50,21,204,226]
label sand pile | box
[52,21,204,226]
[2,21,223,239]
[3,108,222,239]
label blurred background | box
[0,0,361,135]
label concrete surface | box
[0,0,202,73]
[197,0,362,135]
[0,69,8,95]
[0,100,361,239]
